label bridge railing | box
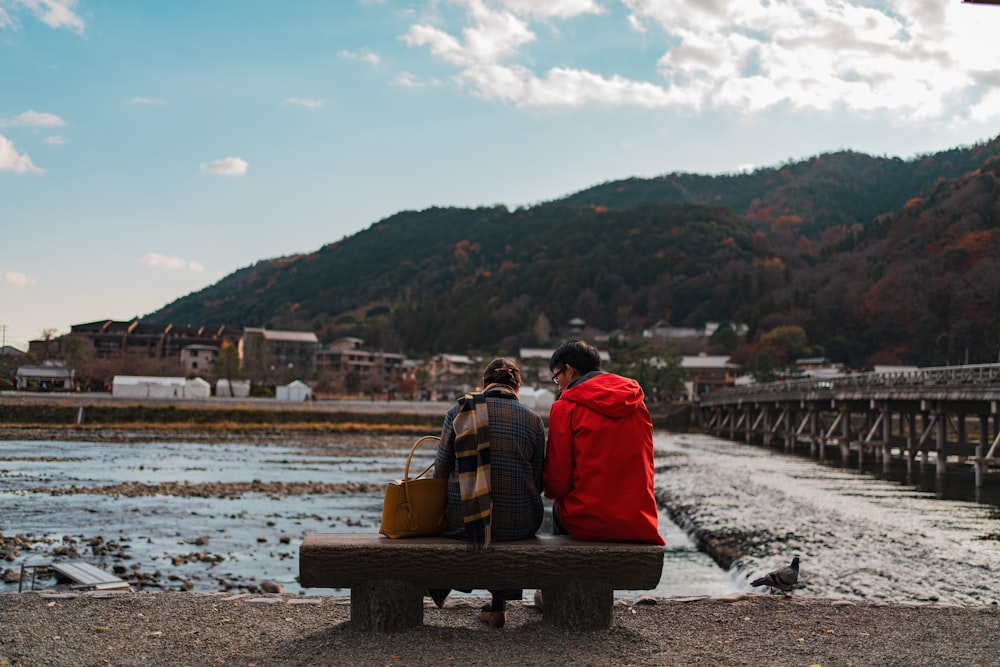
[697,363,1000,404]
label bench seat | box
[299,532,664,631]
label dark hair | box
[483,358,522,389]
[549,340,601,373]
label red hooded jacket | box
[543,372,664,545]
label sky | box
[2,0,999,352]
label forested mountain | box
[148,136,1000,368]
[555,138,1000,244]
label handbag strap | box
[403,435,440,482]
[402,436,441,523]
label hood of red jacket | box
[559,372,645,418]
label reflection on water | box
[0,436,736,597]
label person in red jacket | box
[543,339,664,546]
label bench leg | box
[542,581,614,631]
[350,579,424,632]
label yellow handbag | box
[379,435,448,538]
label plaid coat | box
[434,388,546,541]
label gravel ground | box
[2,591,998,666]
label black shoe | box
[428,588,450,609]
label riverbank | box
[0,392,692,431]
[2,590,998,666]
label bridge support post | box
[905,412,915,475]
[977,413,988,488]
[936,406,947,476]
[882,405,892,471]
[809,409,818,457]
[744,406,752,444]
[956,414,967,465]
[840,404,851,464]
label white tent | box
[184,377,211,399]
[112,375,212,399]
[112,376,186,398]
[216,379,251,398]
[519,386,556,412]
[276,379,312,401]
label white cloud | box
[627,14,646,33]
[129,96,167,106]
[495,0,604,20]
[0,110,66,127]
[4,0,85,34]
[968,89,1000,124]
[44,135,65,145]
[339,49,381,65]
[200,157,248,176]
[459,63,673,108]
[403,4,534,68]
[2,270,38,287]
[629,0,1000,121]
[138,253,206,273]
[0,133,44,174]
[399,0,1000,124]
[284,97,326,109]
[393,71,441,88]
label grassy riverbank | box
[0,392,692,432]
[0,393,445,437]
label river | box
[3,432,998,603]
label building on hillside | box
[239,327,319,384]
[424,353,477,400]
[15,360,75,391]
[518,347,612,387]
[314,337,407,396]
[681,354,742,395]
[44,320,241,364]
[1,345,25,389]
[180,345,220,377]
[789,357,848,381]
[644,321,748,342]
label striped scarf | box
[453,384,516,550]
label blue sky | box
[2,0,999,351]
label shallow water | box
[656,433,1000,604]
[6,432,998,603]
[0,435,735,597]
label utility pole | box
[0,324,7,351]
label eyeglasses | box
[551,367,566,384]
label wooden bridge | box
[693,363,1000,486]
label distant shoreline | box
[0,391,693,431]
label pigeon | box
[750,557,800,595]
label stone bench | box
[298,532,664,632]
